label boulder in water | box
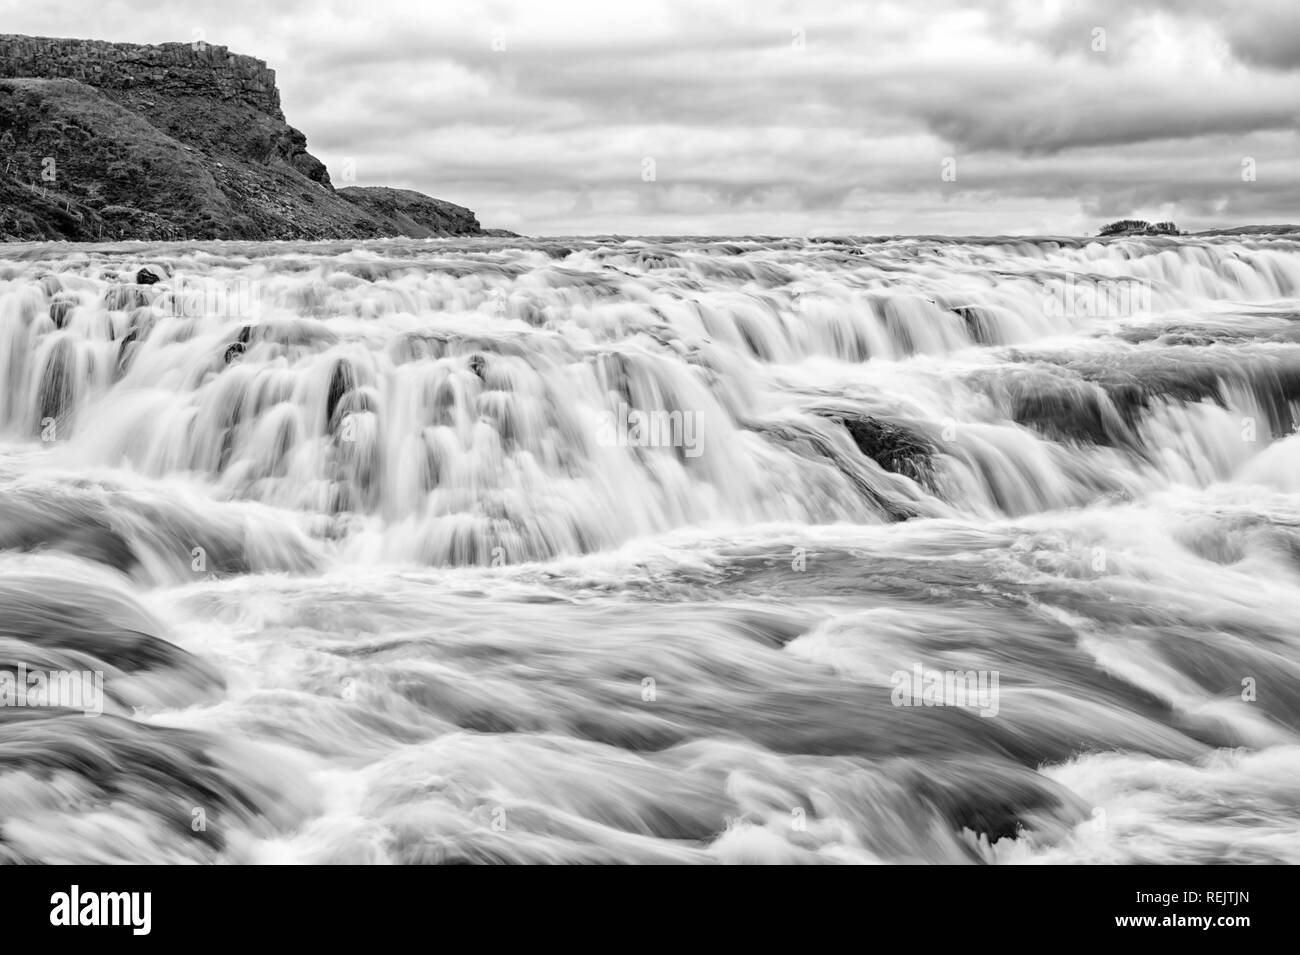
[35,338,77,437]
[325,359,356,429]
[824,412,937,490]
[102,284,152,310]
[48,299,72,329]
[116,327,140,372]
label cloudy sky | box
[5,0,1300,235]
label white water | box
[1,234,1299,863]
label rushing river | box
[1,234,1298,864]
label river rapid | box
[1,234,1298,864]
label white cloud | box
[4,0,1299,234]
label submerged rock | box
[827,412,938,491]
[48,299,72,329]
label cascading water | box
[2,234,1299,863]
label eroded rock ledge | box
[0,34,508,241]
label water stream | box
[1,234,1297,863]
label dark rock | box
[48,299,72,329]
[325,359,356,429]
[136,266,160,285]
[116,327,140,371]
[0,34,504,241]
[103,284,152,310]
[827,412,937,490]
[337,185,481,238]
[949,305,996,344]
[36,337,76,433]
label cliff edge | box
[0,35,503,241]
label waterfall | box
[1,234,1298,863]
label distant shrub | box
[1099,219,1179,237]
[1099,219,1149,236]
[105,160,141,182]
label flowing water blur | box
[2,234,1299,863]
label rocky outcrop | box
[0,34,507,241]
[0,35,283,114]
[337,186,481,238]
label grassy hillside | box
[0,42,503,241]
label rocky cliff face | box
[0,35,500,241]
[0,35,285,116]
[337,187,483,237]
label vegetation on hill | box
[0,36,501,241]
[1098,220,1180,237]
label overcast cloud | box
[3,0,1299,235]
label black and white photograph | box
[0,0,1290,917]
